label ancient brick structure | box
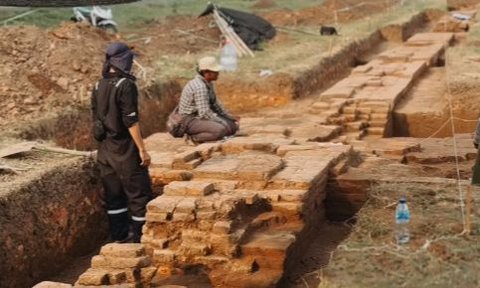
[75,133,354,287]
[309,33,454,141]
[76,243,156,287]
[69,32,458,288]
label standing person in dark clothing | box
[91,42,153,243]
[472,119,480,185]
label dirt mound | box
[0,14,222,132]
[263,0,392,26]
[133,15,220,57]
[0,22,116,131]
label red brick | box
[76,268,109,286]
[100,243,145,258]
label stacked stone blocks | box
[76,244,156,287]
[308,33,454,141]
[141,138,353,287]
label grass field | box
[0,0,323,28]
[0,0,448,82]
[149,0,448,81]
[320,182,480,288]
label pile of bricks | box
[76,244,156,287]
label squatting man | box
[177,56,240,144]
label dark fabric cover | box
[91,75,139,160]
[472,149,480,185]
[199,3,276,50]
[103,42,135,78]
[0,0,138,6]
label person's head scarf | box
[102,42,136,80]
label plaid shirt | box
[178,75,232,122]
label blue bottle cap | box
[399,197,407,203]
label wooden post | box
[465,185,473,234]
[333,0,338,28]
[328,38,333,57]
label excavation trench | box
[3,10,447,288]
[0,156,107,288]
[393,64,479,138]
[16,10,437,152]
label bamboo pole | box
[3,9,38,26]
[33,145,95,157]
[213,9,247,55]
[213,8,255,57]
[213,15,245,57]
[211,11,243,56]
[465,185,473,234]
[174,29,218,44]
[212,10,248,57]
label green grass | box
[151,0,448,81]
[320,182,480,288]
[0,0,323,29]
[448,10,480,86]
[0,0,448,82]
[339,0,447,39]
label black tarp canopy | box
[0,0,138,7]
[199,3,276,50]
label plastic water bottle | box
[220,40,237,72]
[395,197,410,244]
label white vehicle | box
[71,6,118,33]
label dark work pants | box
[98,156,153,243]
[186,117,237,143]
[472,148,480,185]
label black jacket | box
[91,75,140,164]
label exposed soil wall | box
[216,73,295,113]
[19,108,94,151]
[15,80,182,151]
[394,70,480,138]
[380,12,429,42]
[292,32,384,100]
[139,80,183,138]
[0,157,107,288]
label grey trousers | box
[186,117,237,143]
